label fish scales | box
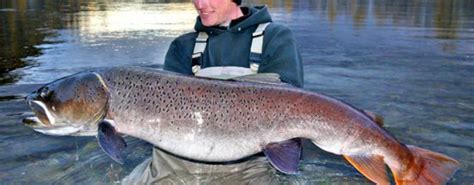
[100,68,305,160]
[96,68,399,161]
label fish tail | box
[390,145,460,185]
[343,145,460,185]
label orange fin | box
[363,110,384,127]
[392,145,461,185]
[343,154,390,185]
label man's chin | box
[201,21,216,27]
[200,17,221,27]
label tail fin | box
[392,145,461,185]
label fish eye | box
[39,87,54,99]
[39,87,49,97]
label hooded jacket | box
[163,6,303,87]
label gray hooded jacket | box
[164,6,304,87]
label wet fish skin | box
[25,67,460,185]
[99,68,392,161]
[102,68,300,161]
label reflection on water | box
[1,0,473,84]
[0,0,473,184]
[0,0,196,85]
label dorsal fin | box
[362,110,384,127]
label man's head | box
[193,0,243,27]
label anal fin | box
[98,120,127,164]
[263,138,302,174]
[343,154,389,185]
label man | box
[122,0,304,184]
[164,0,304,87]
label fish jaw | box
[24,99,96,136]
[23,116,84,136]
[24,98,84,136]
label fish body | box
[25,67,460,184]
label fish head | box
[24,72,109,136]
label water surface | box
[0,0,473,184]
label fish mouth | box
[24,100,81,136]
[27,100,54,126]
[23,116,45,128]
[23,116,81,136]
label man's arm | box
[163,36,194,75]
[258,25,304,88]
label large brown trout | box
[24,67,460,184]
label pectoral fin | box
[263,138,302,174]
[97,120,126,164]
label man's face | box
[193,0,237,26]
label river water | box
[0,0,473,184]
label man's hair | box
[234,0,241,5]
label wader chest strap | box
[191,22,271,74]
[192,32,208,74]
[249,22,270,72]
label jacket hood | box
[194,5,272,33]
